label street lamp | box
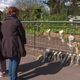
[64,1,71,16]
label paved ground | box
[1,54,80,80]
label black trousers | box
[0,60,6,72]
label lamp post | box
[33,8,42,48]
[64,1,71,16]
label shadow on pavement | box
[18,61,64,80]
[19,60,44,73]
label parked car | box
[69,16,80,27]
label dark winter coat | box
[1,15,26,58]
[0,22,4,60]
[0,22,2,49]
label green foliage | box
[25,21,80,36]
[1,3,80,35]
[19,4,80,35]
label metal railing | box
[22,21,80,55]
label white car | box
[69,16,80,27]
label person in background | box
[0,16,6,77]
[1,7,26,80]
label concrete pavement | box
[1,54,80,80]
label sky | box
[0,0,49,12]
[0,0,17,11]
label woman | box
[1,7,26,80]
[0,21,6,77]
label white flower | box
[46,29,51,33]
[68,35,74,42]
[59,30,65,43]
[59,30,64,35]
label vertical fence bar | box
[33,22,37,48]
[22,21,80,52]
